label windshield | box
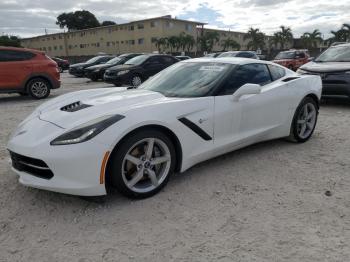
[275,51,295,60]
[85,56,103,64]
[218,52,239,58]
[125,55,149,65]
[106,57,121,65]
[140,62,233,97]
[315,46,350,62]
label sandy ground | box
[0,73,350,262]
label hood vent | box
[60,101,92,112]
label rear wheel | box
[27,78,51,99]
[108,129,176,198]
[288,97,318,142]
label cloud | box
[0,0,349,38]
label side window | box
[160,56,175,64]
[218,64,272,95]
[298,52,306,58]
[268,64,286,81]
[237,52,254,58]
[148,57,161,64]
[0,50,35,62]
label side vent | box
[60,101,92,112]
[282,77,300,82]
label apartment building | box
[20,16,205,57]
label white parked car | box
[7,58,322,198]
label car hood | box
[300,61,350,73]
[107,64,138,72]
[86,64,112,70]
[70,63,87,68]
[37,88,168,129]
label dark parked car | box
[175,55,191,61]
[297,43,350,98]
[69,55,115,77]
[217,51,259,59]
[84,53,143,81]
[51,57,70,73]
[104,54,179,87]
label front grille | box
[60,101,92,112]
[9,151,54,179]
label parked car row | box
[69,53,180,87]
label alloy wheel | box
[31,81,49,98]
[131,76,142,87]
[121,138,171,193]
[297,102,317,139]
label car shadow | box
[320,96,350,108]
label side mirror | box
[232,83,261,101]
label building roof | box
[21,15,206,40]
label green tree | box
[271,26,293,50]
[152,37,167,53]
[166,36,178,53]
[221,38,241,51]
[197,31,220,53]
[301,29,322,49]
[0,35,21,47]
[101,21,116,26]
[56,10,100,31]
[244,27,266,50]
[183,34,195,53]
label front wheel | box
[288,97,318,143]
[131,75,142,87]
[27,78,51,99]
[108,129,176,198]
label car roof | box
[0,46,44,54]
[183,57,278,66]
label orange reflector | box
[100,151,110,184]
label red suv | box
[273,50,310,71]
[0,46,60,99]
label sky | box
[0,0,349,39]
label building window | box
[129,40,135,45]
[54,46,57,50]
[53,36,56,40]
[166,21,173,28]
[46,37,50,41]
[121,41,124,44]
[43,47,47,51]
[48,46,52,51]
[128,25,134,31]
[151,21,158,27]
[138,38,144,44]
[59,45,63,50]
[68,45,72,49]
[185,24,192,31]
[107,42,110,47]
[151,37,158,43]
[96,42,100,47]
[137,23,144,29]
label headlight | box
[50,114,125,145]
[117,70,129,76]
[296,68,307,74]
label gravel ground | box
[0,73,350,262]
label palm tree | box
[197,31,220,53]
[183,34,195,53]
[152,37,167,53]
[166,36,178,53]
[272,25,293,49]
[221,38,241,51]
[341,23,350,41]
[301,29,323,48]
[244,28,266,50]
[269,32,282,49]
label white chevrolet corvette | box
[7,58,322,198]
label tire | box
[18,92,28,96]
[89,75,99,82]
[288,97,318,143]
[130,74,142,87]
[27,78,51,99]
[58,67,63,73]
[108,129,176,199]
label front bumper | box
[103,72,131,86]
[7,117,108,196]
[69,68,85,77]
